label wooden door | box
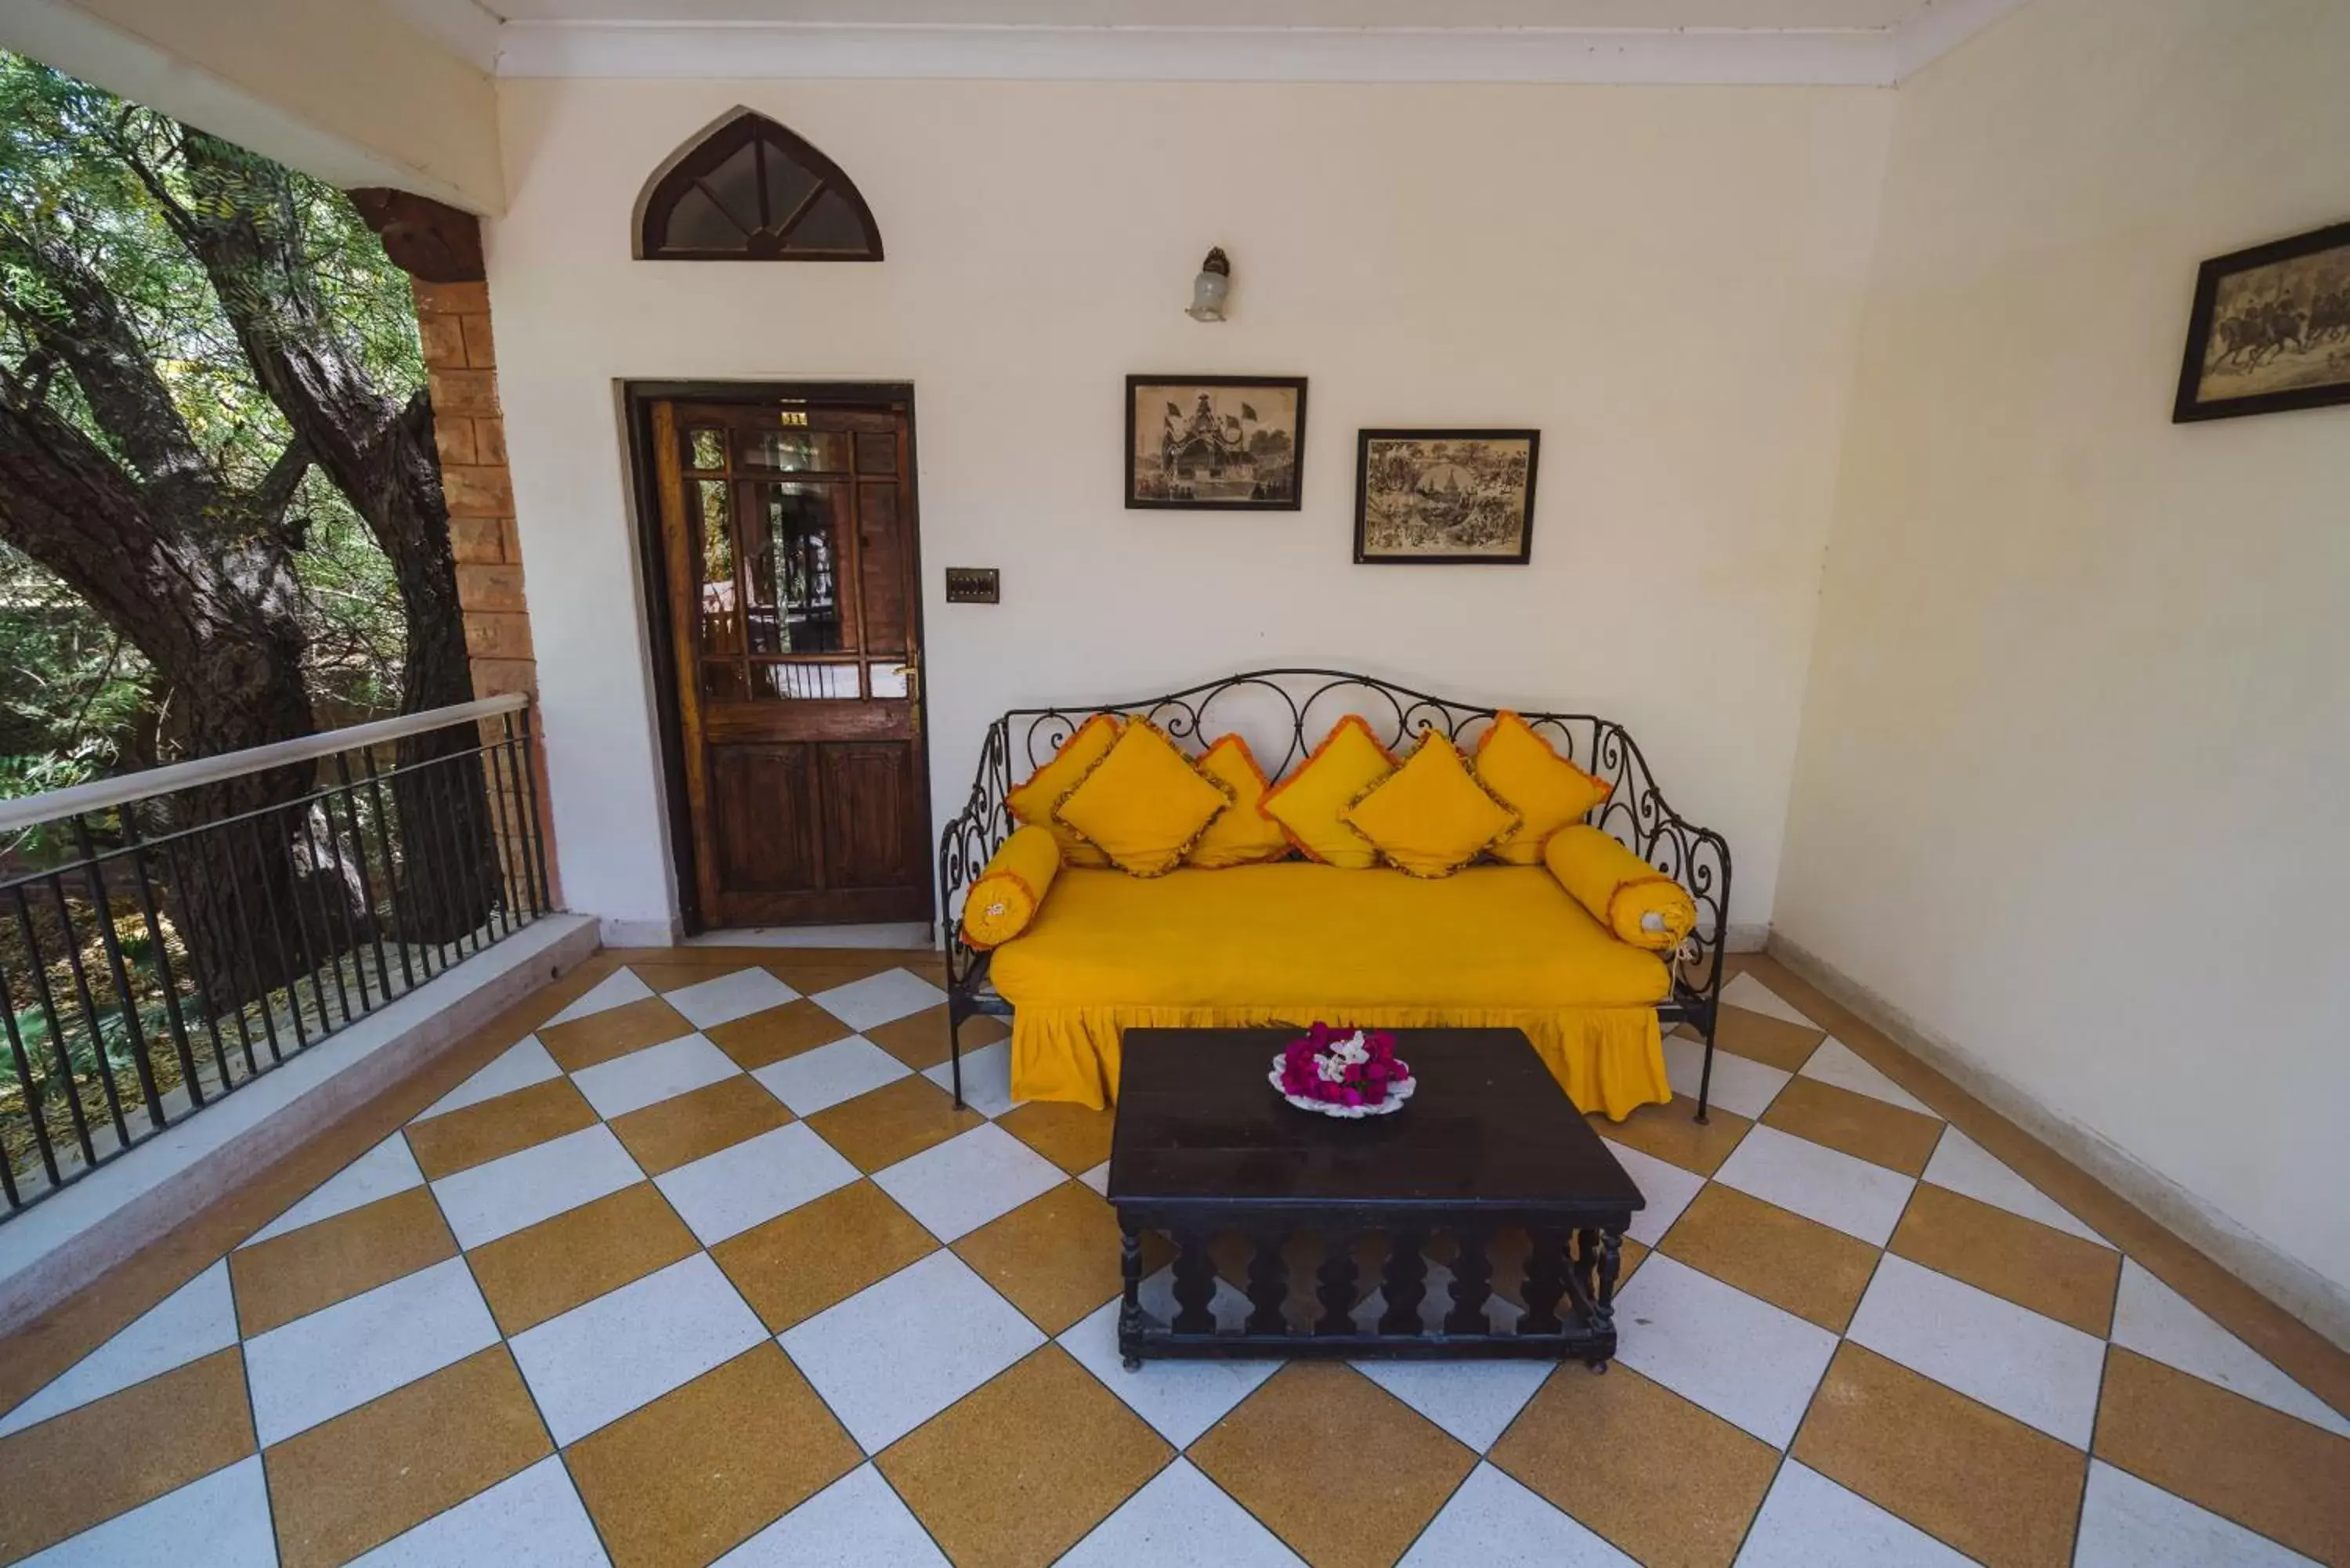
[652,397,932,927]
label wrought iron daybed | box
[935,670,1733,1119]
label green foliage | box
[0,51,424,797]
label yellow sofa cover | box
[987,862,1674,1121]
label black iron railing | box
[0,695,551,1218]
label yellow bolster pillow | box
[1545,826,1697,951]
[961,826,1063,949]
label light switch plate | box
[945,568,1000,604]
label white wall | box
[487,78,1893,938]
[1777,0,2350,1318]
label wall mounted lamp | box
[1186,247,1231,322]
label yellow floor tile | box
[954,1183,1167,1335]
[404,1077,600,1180]
[0,1348,254,1567]
[1792,1342,2084,1568]
[1192,1363,1474,1568]
[262,1346,550,1568]
[1658,1183,1879,1332]
[802,1075,984,1172]
[466,1183,702,1335]
[710,1180,939,1332]
[1592,1096,1752,1177]
[996,1099,1116,1176]
[704,999,851,1071]
[1703,1005,1826,1072]
[878,1346,1172,1568]
[540,996,696,1072]
[2092,1346,2350,1566]
[607,1076,794,1176]
[1889,1183,2120,1337]
[566,1343,862,1568]
[1491,1360,1776,1568]
[230,1186,457,1338]
[1760,1077,1943,1176]
[865,1004,1004,1070]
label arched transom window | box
[635,110,884,262]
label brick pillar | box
[411,276,562,905]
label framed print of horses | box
[2174,219,2350,422]
[1354,429,1541,564]
[1126,375,1307,510]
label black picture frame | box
[1125,374,1307,511]
[1353,428,1542,565]
[2173,219,2350,423]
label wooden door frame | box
[623,379,932,938]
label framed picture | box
[1125,375,1307,510]
[2174,219,2350,422]
[1353,429,1542,565]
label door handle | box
[893,663,920,704]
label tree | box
[0,56,487,1006]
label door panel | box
[653,395,931,929]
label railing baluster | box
[414,750,469,967]
[296,798,357,1029]
[156,828,251,1087]
[210,829,280,1073]
[45,873,134,1150]
[478,732,517,944]
[112,811,204,1108]
[332,753,396,1005]
[0,958,59,1191]
[11,884,93,1167]
[242,812,311,1056]
[70,816,166,1130]
[515,708,553,915]
[360,745,419,996]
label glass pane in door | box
[694,479,740,653]
[745,482,848,655]
[744,429,851,473]
[751,661,860,700]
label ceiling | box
[385,0,2026,84]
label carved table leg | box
[1245,1232,1290,1335]
[1444,1230,1493,1335]
[1314,1236,1358,1335]
[1118,1225,1144,1371]
[1170,1233,1218,1335]
[1594,1228,1623,1333]
[1379,1231,1429,1335]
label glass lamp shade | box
[1186,268,1230,321]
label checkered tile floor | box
[3,952,2346,1567]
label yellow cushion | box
[1545,825,1697,951]
[989,862,1673,1118]
[1054,721,1232,877]
[1341,732,1520,879]
[1475,711,1614,865]
[1260,715,1394,869]
[1007,714,1120,869]
[1185,735,1292,869]
[960,826,1062,949]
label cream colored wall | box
[1777,0,2350,1318]
[2,0,502,211]
[486,78,1893,940]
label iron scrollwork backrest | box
[938,669,1729,1014]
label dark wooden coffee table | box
[1108,1027,1643,1369]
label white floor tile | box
[718,1464,950,1566]
[414,1037,562,1122]
[1713,1123,1916,1245]
[1061,1295,1278,1448]
[1079,1161,1110,1195]
[246,1134,426,1245]
[20,1454,276,1568]
[547,967,654,1024]
[1734,1461,1971,1567]
[1798,1039,1937,1117]
[1663,1035,1789,1120]
[569,1032,740,1119]
[924,1039,1013,1118]
[2072,1458,2318,1567]
[752,1035,911,1115]
[0,1260,238,1437]
[430,1123,644,1249]
[1600,1138,1707,1246]
[244,1255,499,1445]
[809,968,948,1031]
[349,1454,609,1567]
[779,1250,1044,1451]
[1721,973,1817,1029]
[1845,1254,2104,1447]
[655,1122,859,1245]
[2110,1260,2350,1437]
[1920,1128,2108,1246]
[1352,1358,1551,1452]
[1612,1252,1837,1447]
[1399,1462,1636,1567]
[1061,1458,1307,1568]
[663,967,801,1031]
[871,1122,1065,1242]
[509,1253,768,1445]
